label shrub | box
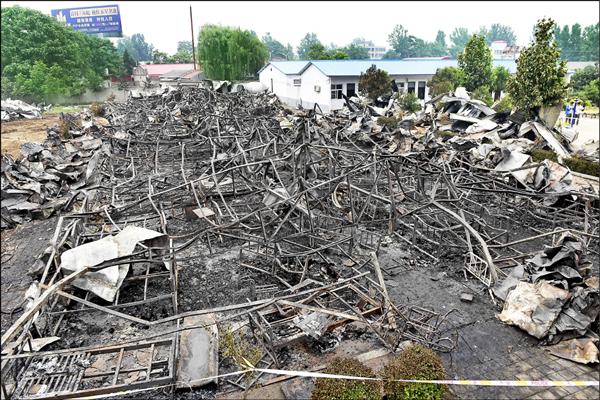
[377,116,400,128]
[493,95,514,113]
[383,344,446,400]
[359,64,392,101]
[531,148,558,162]
[564,157,600,177]
[311,358,381,400]
[397,92,422,113]
[90,101,105,116]
[471,86,494,106]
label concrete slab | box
[177,313,219,388]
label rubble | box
[1,85,598,399]
[1,98,47,121]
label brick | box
[572,388,597,399]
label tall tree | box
[297,33,320,59]
[485,24,517,45]
[569,23,583,61]
[432,30,448,55]
[117,33,154,62]
[177,40,192,52]
[307,43,331,60]
[458,34,493,91]
[262,32,289,59]
[582,23,599,61]
[122,49,136,75]
[198,25,268,81]
[449,27,470,59]
[1,6,122,101]
[344,43,369,59]
[507,18,568,116]
[285,43,295,60]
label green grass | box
[47,105,87,114]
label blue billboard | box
[51,4,122,37]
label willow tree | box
[198,25,268,81]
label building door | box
[346,83,356,98]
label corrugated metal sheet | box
[301,59,518,76]
[259,61,310,75]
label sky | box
[2,1,599,54]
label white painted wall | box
[260,64,439,113]
[298,65,332,112]
[259,66,303,108]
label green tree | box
[1,6,122,101]
[432,30,448,56]
[331,50,350,60]
[307,43,331,59]
[569,23,583,61]
[177,40,192,52]
[507,18,568,116]
[570,65,599,92]
[492,66,511,100]
[122,49,136,75]
[427,67,464,96]
[358,64,391,100]
[580,78,599,106]
[483,24,517,46]
[262,32,289,59]
[152,50,169,64]
[169,50,193,63]
[388,25,427,58]
[582,23,599,61]
[398,92,422,113]
[198,24,268,81]
[285,43,295,60]
[297,32,320,59]
[345,43,369,59]
[458,34,493,91]
[117,34,154,62]
[449,27,470,58]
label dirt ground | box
[1,114,61,159]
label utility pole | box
[190,5,197,70]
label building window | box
[418,81,426,100]
[331,84,343,99]
[397,82,405,92]
[346,83,356,98]
[293,79,301,86]
[407,81,416,94]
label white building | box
[366,46,386,59]
[490,40,522,60]
[259,59,518,113]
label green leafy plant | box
[219,326,262,368]
[472,86,494,106]
[198,25,268,81]
[358,64,392,101]
[311,358,381,400]
[377,116,401,128]
[383,344,447,400]
[427,67,464,97]
[458,34,493,92]
[507,18,568,117]
[493,95,514,113]
[397,92,422,113]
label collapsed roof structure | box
[1,84,598,399]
